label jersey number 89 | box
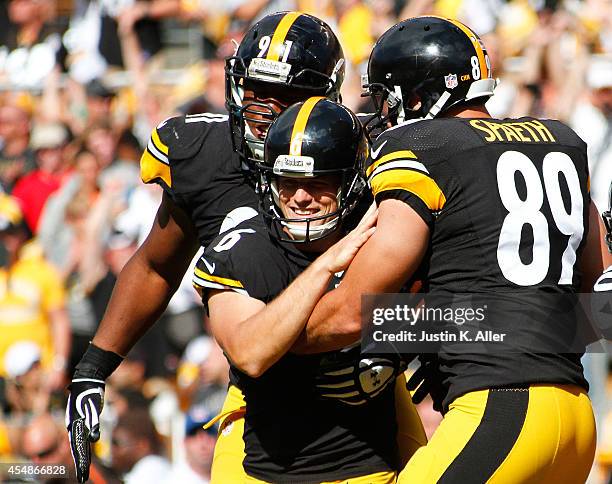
[496,151,584,287]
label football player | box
[64,12,348,483]
[292,16,609,483]
[193,98,425,483]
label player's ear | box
[406,92,422,111]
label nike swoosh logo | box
[201,258,215,274]
[370,140,387,159]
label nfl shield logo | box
[445,74,458,89]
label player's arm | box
[293,198,430,353]
[92,191,199,355]
[207,213,377,377]
[66,192,198,482]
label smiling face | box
[276,175,340,233]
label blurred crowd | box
[0,0,611,482]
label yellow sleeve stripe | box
[194,267,244,288]
[366,150,419,177]
[151,128,169,156]
[368,159,429,184]
[370,169,446,211]
[267,12,302,61]
[140,150,172,187]
[147,139,169,165]
[290,96,325,156]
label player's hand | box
[406,354,445,412]
[66,377,105,483]
[65,343,123,483]
[320,207,377,274]
[315,345,405,405]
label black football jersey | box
[193,216,398,483]
[367,117,591,410]
[140,113,259,246]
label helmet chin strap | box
[245,130,264,161]
[425,91,451,119]
[283,217,340,241]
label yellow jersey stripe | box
[140,150,172,187]
[151,128,169,156]
[370,169,446,211]
[289,96,325,156]
[267,12,301,61]
[366,150,418,177]
[194,267,244,288]
[445,17,488,80]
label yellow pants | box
[209,374,426,483]
[398,384,596,484]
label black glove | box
[406,354,445,412]
[315,345,406,405]
[66,344,123,483]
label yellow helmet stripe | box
[289,97,325,156]
[266,12,302,61]
[445,17,489,80]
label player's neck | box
[444,104,491,119]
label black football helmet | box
[362,16,496,131]
[226,12,345,171]
[259,97,367,242]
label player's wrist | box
[311,256,338,279]
[72,343,124,381]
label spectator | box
[166,405,216,483]
[12,122,70,233]
[0,0,67,89]
[83,121,117,170]
[0,100,35,192]
[111,407,171,483]
[22,413,75,482]
[84,78,116,131]
[0,194,70,392]
[37,147,105,371]
[176,336,228,415]
[570,56,612,213]
[2,341,50,416]
[22,412,118,483]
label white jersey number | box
[496,151,584,286]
